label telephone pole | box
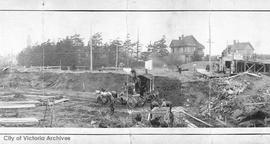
[125,0,129,67]
[136,28,140,62]
[208,16,212,73]
[208,12,212,117]
[89,26,93,71]
[41,0,45,97]
[42,0,45,70]
[116,45,119,67]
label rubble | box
[198,72,270,127]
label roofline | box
[169,36,205,49]
[171,45,205,49]
[228,42,255,50]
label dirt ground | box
[0,87,154,128]
[0,70,192,127]
[1,67,270,127]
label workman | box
[177,65,182,74]
[130,69,143,96]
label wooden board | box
[196,69,212,77]
[0,117,39,123]
[172,106,186,112]
[0,94,14,97]
[0,104,36,109]
[48,98,69,106]
[184,119,198,128]
[23,94,56,99]
[182,111,213,127]
[0,101,41,105]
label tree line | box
[17,33,171,69]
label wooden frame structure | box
[227,60,270,74]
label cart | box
[118,73,160,108]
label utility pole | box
[116,45,119,67]
[59,59,61,70]
[42,1,45,70]
[125,0,129,67]
[208,12,212,117]
[136,28,140,62]
[208,15,212,73]
[90,38,93,71]
[41,0,45,97]
[89,26,93,71]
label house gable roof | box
[229,42,254,51]
[170,35,205,49]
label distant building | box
[170,35,205,63]
[220,40,255,74]
[222,40,254,60]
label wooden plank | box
[0,118,38,123]
[23,94,56,99]
[0,92,13,96]
[0,95,14,98]
[54,98,69,104]
[172,106,186,113]
[0,101,41,105]
[245,62,247,71]
[246,63,255,72]
[0,104,36,109]
[244,102,270,105]
[171,106,212,127]
[182,111,213,127]
[184,119,198,128]
[246,72,261,78]
[48,98,69,106]
[256,65,264,72]
[235,61,238,73]
[215,118,228,127]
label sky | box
[1,0,270,57]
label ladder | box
[39,98,55,127]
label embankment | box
[0,71,209,106]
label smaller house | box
[170,35,205,63]
[220,40,255,74]
[222,40,254,60]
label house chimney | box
[233,40,237,45]
[182,34,184,39]
[179,37,181,40]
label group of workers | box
[96,69,174,127]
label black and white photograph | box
[1,0,270,143]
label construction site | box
[2,4,270,128]
[1,60,270,128]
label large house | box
[222,40,254,60]
[170,35,205,63]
